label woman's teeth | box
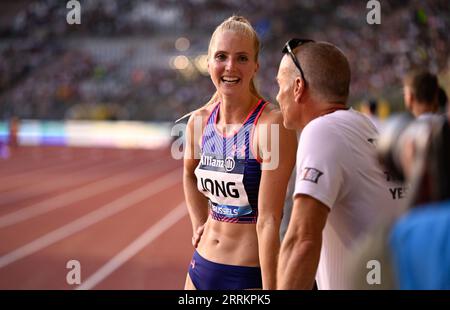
[221,77,240,84]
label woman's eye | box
[238,55,249,62]
[215,54,226,61]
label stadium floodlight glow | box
[175,37,190,52]
[173,55,190,70]
[194,54,209,76]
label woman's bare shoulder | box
[258,102,283,125]
[187,104,216,128]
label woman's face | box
[208,30,259,98]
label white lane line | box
[0,158,102,192]
[0,150,158,204]
[0,148,109,181]
[1,149,70,168]
[0,156,135,205]
[0,158,173,228]
[0,168,182,269]
[76,202,187,290]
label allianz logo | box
[201,155,235,172]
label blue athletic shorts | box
[188,250,262,290]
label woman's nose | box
[225,58,236,71]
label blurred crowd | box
[0,0,449,121]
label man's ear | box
[293,76,305,103]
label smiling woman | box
[182,16,297,290]
[208,31,259,105]
[205,16,262,109]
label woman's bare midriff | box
[196,217,260,267]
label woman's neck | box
[218,93,259,125]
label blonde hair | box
[176,15,263,122]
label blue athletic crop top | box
[194,100,268,224]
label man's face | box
[276,55,298,129]
[403,85,413,112]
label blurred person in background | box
[403,70,439,119]
[349,113,450,289]
[438,86,448,116]
[275,40,405,289]
[183,16,296,290]
[361,98,382,131]
[8,116,19,148]
[388,115,450,289]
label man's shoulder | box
[319,108,365,123]
[306,108,352,127]
[304,109,374,138]
[302,113,343,140]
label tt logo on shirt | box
[200,177,240,198]
[301,167,324,184]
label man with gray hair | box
[275,40,405,289]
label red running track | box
[0,146,193,289]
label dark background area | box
[0,0,449,121]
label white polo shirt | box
[294,108,406,290]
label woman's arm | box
[256,110,297,289]
[183,112,209,245]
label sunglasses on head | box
[282,39,315,85]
